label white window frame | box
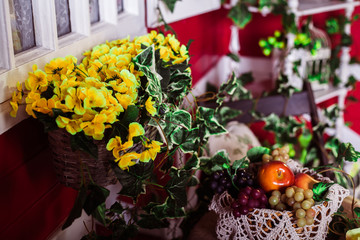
[0,0,146,134]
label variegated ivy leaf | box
[232,157,249,172]
[171,109,192,130]
[216,106,242,126]
[184,154,200,170]
[200,150,230,175]
[165,168,192,207]
[247,146,270,163]
[228,1,252,29]
[337,142,360,163]
[198,106,227,138]
[313,182,335,202]
[170,127,200,153]
[134,45,163,103]
[151,197,186,219]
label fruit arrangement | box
[207,145,350,239]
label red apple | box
[257,161,295,192]
[294,173,320,190]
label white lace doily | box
[209,160,350,240]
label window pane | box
[89,0,100,24]
[9,0,36,54]
[55,0,71,37]
[117,0,123,14]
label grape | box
[272,190,281,198]
[306,208,316,218]
[297,217,306,227]
[269,196,280,206]
[294,192,304,202]
[220,177,228,185]
[239,206,249,215]
[251,189,262,199]
[305,216,314,225]
[301,200,312,210]
[286,197,295,207]
[285,187,295,198]
[242,186,252,196]
[210,181,218,190]
[304,189,313,199]
[296,209,306,218]
[238,193,249,206]
[262,154,271,163]
[248,199,260,209]
[295,187,304,193]
[259,194,268,204]
[272,149,279,156]
[231,201,240,209]
[246,178,254,186]
[213,172,221,180]
[216,185,225,194]
[308,198,315,206]
[280,194,287,203]
[275,203,286,211]
[293,202,301,210]
[273,155,281,161]
[233,209,241,218]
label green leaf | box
[109,202,124,214]
[165,168,191,207]
[83,184,110,215]
[198,107,227,138]
[92,203,107,226]
[336,142,360,163]
[160,0,179,12]
[246,146,270,163]
[216,106,242,126]
[312,182,335,202]
[62,184,87,229]
[227,53,240,62]
[187,175,199,186]
[200,150,230,175]
[354,207,360,218]
[151,197,186,219]
[184,154,200,170]
[228,2,252,29]
[232,157,249,172]
[121,105,139,126]
[70,132,98,159]
[172,109,192,129]
[179,128,200,153]
[112,161,154,200]
[137,214,170,229]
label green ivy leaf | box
[215,106,242,126]
[226,53,240,62]
[92,203,107,226]
[198,107,227,138]
[151,197,186,219]
[137,214,170,229]
[313,182,335,202]
[172,109,192,129]
[232,157,249,172]
[83,184,110,216]
[354,207,360,218]
[200,150,230,175]
[228,2,252,29]
[246,146,270,163]
[337,142,360,163]
[165,168,191,207]
[121,105,139,126]
[70,132,98,159]
[160,0,179,12]
[113,162,154,200]
[62,184,87,229]
[109,202,124,214]
[187,175,199,186]
[184,154,200,170]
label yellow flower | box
[91,44,110,59]
[115,152,139,170]
[33,97,53,114]
[10,100,19,118]
[140,140,162,162]
[115,54,132,68]
[65,87,86,115]
[145,96,157,116]
[128,122,145,140]
[45,57,71,75]
[83,87,107,110]
[120,69,138,88]
[25,92,41,118]
[115,93,134,110]
[159,46,171,62]
[26,68,48,91]
[56,115,82,135]
[99,53,117,66]
[106,136,133,158]
[167,34,180,52]
[80,113,107,140]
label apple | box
[294,173,320,190]
[257,161,295,192]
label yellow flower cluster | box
[10,31,190,170]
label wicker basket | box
[209,160,350,240]
[47,129,118,189]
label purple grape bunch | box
[231,186,268,217]
[210,169,255,195]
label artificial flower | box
[145,96,157,116]
[115,152,139,170]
